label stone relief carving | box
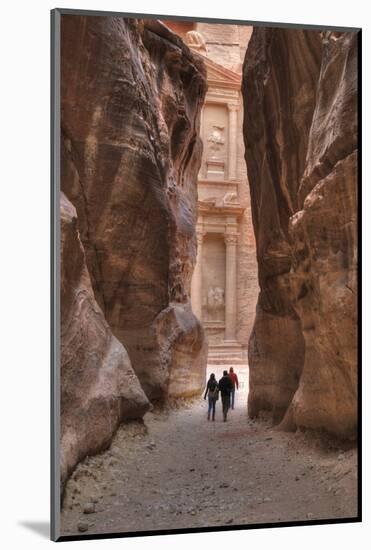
[223,191,238,204]
[185,30,207,52]
[207,286,225,309]
[207,125,225,158]
[200,196,217,206]
[224,233,238,245]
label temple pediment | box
[201,55,242,89]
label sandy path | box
[61,366,357,536]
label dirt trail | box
[61,366,357,536]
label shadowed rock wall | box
[243,28,358,438]
[61,15,208,402]
[60,193,150,490]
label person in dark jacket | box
[229,367,239,410]
[218,370,234,421]
[204,373,219,421]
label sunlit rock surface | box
[61,15,208,402]
[243,28,358,438]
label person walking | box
[229,367,239,410]
[218,370,234,422]
[204,373,219,421]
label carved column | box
[200,107,206,179]
[228,104,238,181]
[224,232,238,341]
[191,230,204,321]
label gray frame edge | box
[54,7,361,32]
[50,7,361,543]
[51,7,61,543]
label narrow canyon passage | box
[61,368,356,535]
[59,15,358,538]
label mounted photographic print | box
[51,7,361,541]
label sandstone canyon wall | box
[243,28,358,439]
[61,15,208,407]
[61,193,150,490]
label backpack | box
[208,381,219,400]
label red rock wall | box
[243,28,358,438]
[61,15,208,403]
[60,193,150,490]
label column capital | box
[224,233,238,246]
[227,103,239,112]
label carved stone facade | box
[165,21,259,364]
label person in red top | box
[229,367,239,410]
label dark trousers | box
[221,394,231,420]
[231,388,235,409]
[207,396,216,420]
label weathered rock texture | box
[243,28,358,438]
[61,15,208,402]
[60,193,150,490]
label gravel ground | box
[60,370,357,536]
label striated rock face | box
[243,28,358,438]
[61,15,208,402]
[60,193,150,490]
